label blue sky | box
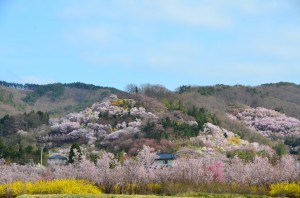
[0,0,299,90]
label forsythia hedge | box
[269,182,300,197]
[227,136,241,145]
[0,179,101,197]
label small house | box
[155,153,176,167]
[47,154,68,166]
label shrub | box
[227,136,241,145]
[269,182,300,197]
[0,179,101,197]
[145,183,161,194]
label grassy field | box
[17,193,270,198]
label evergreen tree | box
[68,143,82,163]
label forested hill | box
[172,82,300,120]
[1,81,300,119]
[2,81,300,164]
[0,81,122,117]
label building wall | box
[154,159,174,167]
[47,159,68,166]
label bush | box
[227,136,241,145]
[269,182,300,197]
[273,143,287,157]
[0,179,101,197]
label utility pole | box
[40,143,45,166]
[40,145,43,166]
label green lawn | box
[17,193,270,198]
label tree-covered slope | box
[0,81,122,117]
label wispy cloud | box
[60,0,233,28]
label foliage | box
[162,99,184,111]
[0,179,101,197]
[0,138,48,164]
[22,83,65,104]
[0,89,15,107]
[187,106,220,130]
[139,84,170,98]
[65,82,118,92]
[226,149,257,162]
[273,143,287,157]
[284,136,300,147]
[0,111,49,136]
[160,117,199,139]
[269,182,300,197]
[68,143,82,164]
[176,85,192,94]
[20,81,120,105]
[110,99,131,110]
[227,136,241,145]
[196,87,215,96]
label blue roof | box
[48,155,68,160]
[157,153,176,160]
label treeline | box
[0,111,49,136]
[22,83,66,104]
[0,80,119,92]
[19,82,119,104]
[176,82,300,95]
[176,84,230,95]
[0,81,38,90]
[0,139,48,164]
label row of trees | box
[0,139,47,165]
[0,111,49,136]
[0,145,299,195]
[0,81,37,90]
[0,81,117,91]
[22,84,65,104]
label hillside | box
[0,81,122,117]
[1,81,300,164]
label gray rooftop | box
[48,155,68,160]
[157,153,176,160]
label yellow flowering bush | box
[145,183,161,194]
[0,184,5,196]
[126,183,139,194]
[0,179,101,197]
[269,182,300,197]
[227,136,241,145]
[110,99,130,110]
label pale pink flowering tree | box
[95,151,123,193]
[275,155,300,182]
